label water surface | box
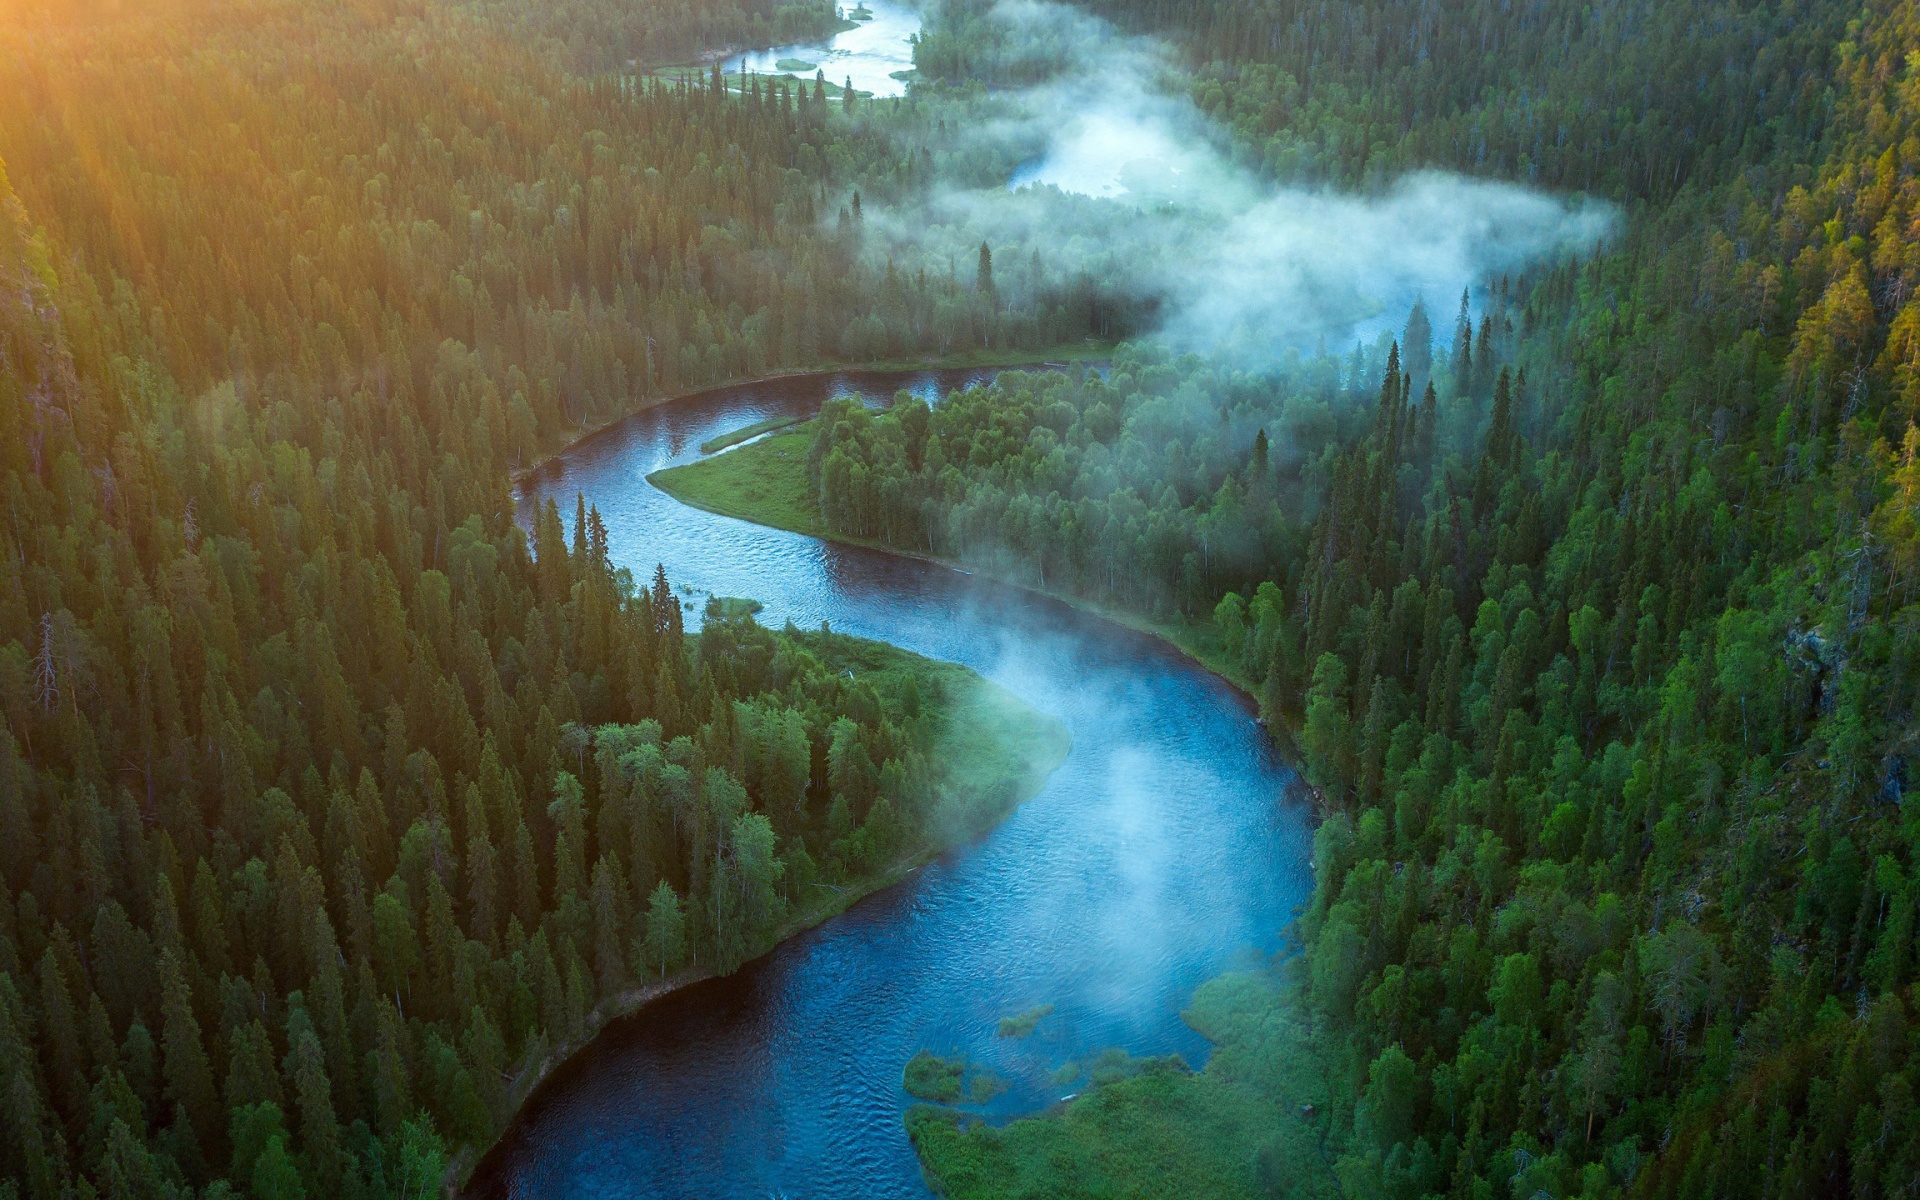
[729,0,920,98]
[470,367,1315,1199]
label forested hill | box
[0,0,1105,447]
[811,1,1920,1197]
[0,120,1070,1192]
[11,0,1920,1194]
[0,2,1089,1197]
[1056,0,1848,198]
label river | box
[468,367,1316,1199]
[727,0,921,98]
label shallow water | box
[728,0,920,99]
[468,366,1315,1199]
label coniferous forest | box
[9,0,1920,1197]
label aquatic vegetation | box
[996,1004,1054,1038]
[904,1052,968,1103]
[903,1052,1010,1106]
[912,975,1336,1199]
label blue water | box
[469,367,1315,1199]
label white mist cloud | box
[864,0,1615,361]
[1156,174,1616,356]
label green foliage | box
[995,1004,1053,1039]
[1038,0,1847,199]
[879,5,1920,1194]
[912,976,1338,1200]
[903,1051,967,1103]
[0,56,1070,1192]
[13,0,1920,1195]
[903,1050,1010,1106]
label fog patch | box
[965,610,1262,1027]
[860,0,1614,361]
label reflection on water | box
[729,0,920,98]
[467,367,1314,1199]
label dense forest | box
[12,0,1920,1194]
[0,0,1077,1197]
[0,128,1064,1189]
[0,0,1114,455]
[788,0,1920,1195]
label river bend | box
[469,367,1315,1199]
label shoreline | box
[662,479,1329,814]
[453,675,1071,1195]
[659,476,1263,704]
[644,430,1328,814]
[509,345,1113,492]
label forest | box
[670,0,1920,1196]
[0,0,1082,1196]
[8,0,1920,1195]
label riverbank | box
[454,638,1071,1194]
[510,344,1113,490]
[646,418,1321,781]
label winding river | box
[468,368,1316,1199]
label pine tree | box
[642,882,686,978]
[157,949,219,1158]
[283,1004,342,1188]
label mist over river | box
[467,368,1315,1199]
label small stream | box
[467,367,1315,1198]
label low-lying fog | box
[860,0,1615,359]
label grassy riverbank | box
[649,420,1266,704]
[701,414,803,452]
[656,427,826,531]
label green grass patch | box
[997,1004,1054,1039]
[707,596,764,620]
[904,1052,1010,1105]
[652,428,827,537]
[906,1052,968,1102]
[774,57,817,72]
[699,414,803,453]
[908,975,1341,1200]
